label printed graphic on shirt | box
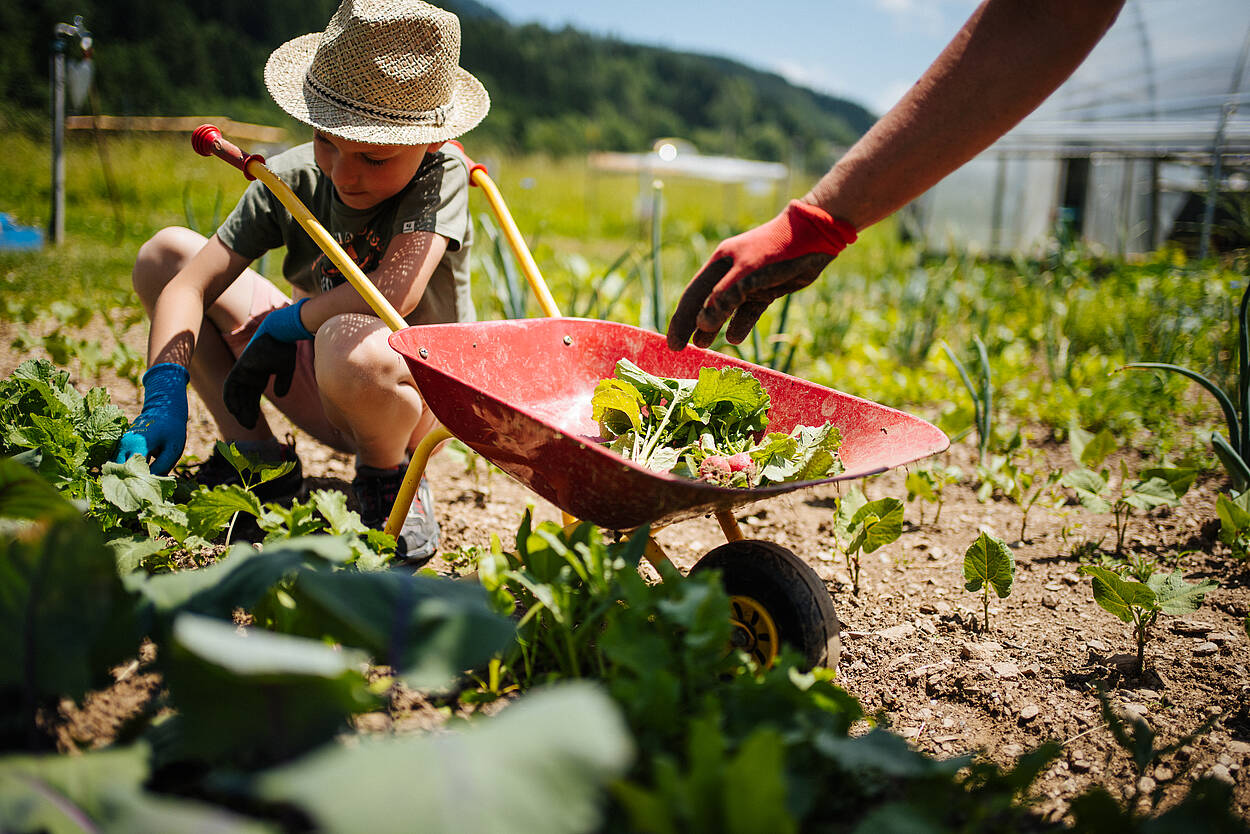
[314,224,385,292]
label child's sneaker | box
[351,464,440,563]
[189,442,304,503]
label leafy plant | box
[1080,565,1218,673]
[904,461,963,525]
[1215,489,1250,558]
[1119,279,1250,491]
[1062,460,1193,553]
[0,358,127,505]
[963,532,1014,632]
[832,486,904,595]
[591,359,842,487]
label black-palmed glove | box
[224,299,313,429]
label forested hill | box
[1,0,875,163]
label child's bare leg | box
[314,314,426,468]
[131,227,278,446]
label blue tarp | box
[0,213,44,251]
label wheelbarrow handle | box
[192,124,407,333]
[192,124,265,181]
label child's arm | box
[221,229,448,429]
[298,229,449,329]
[147,235,252,366]
[116,235,249,473]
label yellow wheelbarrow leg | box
[384,424,453,540]
[715,509,744,542]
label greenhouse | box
[912,0,1250,258]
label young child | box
[115,0,490,562]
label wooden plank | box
[65,115,287,144]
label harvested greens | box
[590,359,843,488]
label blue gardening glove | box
[224,299,314,430]
[115,363,190,475]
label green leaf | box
[0,520,139,710]
[253,682,633,834]
[132,536,355,630]
[1080,565,1156,623]
[0,743,276,833]
[1212,432,1250,492]
[848,497,904,554]
[834,486,869,543]
[1062,469,1112,513]
[905,469,937,502]
[99,456,174,514]
[310,489,368,535]
[280,570,514,690]
[1146,571,1218,617]
[162,613,378,765]
[963,532,1015,598]
[1072,425,1116,470]
[1122,476,1181,511]
[591,377,644,434]
[724,729,797,834]
[0,456,78,521]
[185,484,263,536]
[1140,465,1197,499]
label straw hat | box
[264,0,489,145]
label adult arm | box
[667,0,1126,349]
[807,0,1125,229]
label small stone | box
[849,660,869,673]
[992,661,1021,679]
[1194,642,1219,657]
[961,643,992,661]
[1043,583,1063,592]
[1172,619,1214,637]
[919,602,938,614]
[933,600,954,616]
[878,623,917,641]
[1086,639,1109,653]
[1155,766,1175,781]
[1228,741,1250,756]
[1001,743,1024,758]
[1019,704,1040,721]
[1041,594,1060,610]
[1071,759,1092,773]
[1137,776,1157,795]
[1062,573,1081,585]
[917,620,938,636]
[1207,764,1235,785]
[1136,689,1160,701]
[1121,703,1149,721]
[1208,632,1235,646]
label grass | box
[0,130,1240,462]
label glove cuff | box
[786,200,858,253]
[142,362,190,392]
[263,298,315,343]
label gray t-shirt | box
[216,141,474,325]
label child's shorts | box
[221,274,349,450]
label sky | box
[487,0,984,116]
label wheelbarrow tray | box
[390,318,948,531]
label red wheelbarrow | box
[194,126,948,669]
[389,318,948,668]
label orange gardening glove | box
[666,200,857,350]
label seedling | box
[905,462,963,525]
[833,486,903,595]
[963,531,1014,632]
[1080,564,1218,674]
[1062,459,1192,553]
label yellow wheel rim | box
[729,595,780,667]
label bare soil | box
[5,314,1249,825]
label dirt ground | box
[4,314,1249,825]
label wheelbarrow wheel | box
[691,540,840,670]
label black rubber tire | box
[691,539,840,670]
